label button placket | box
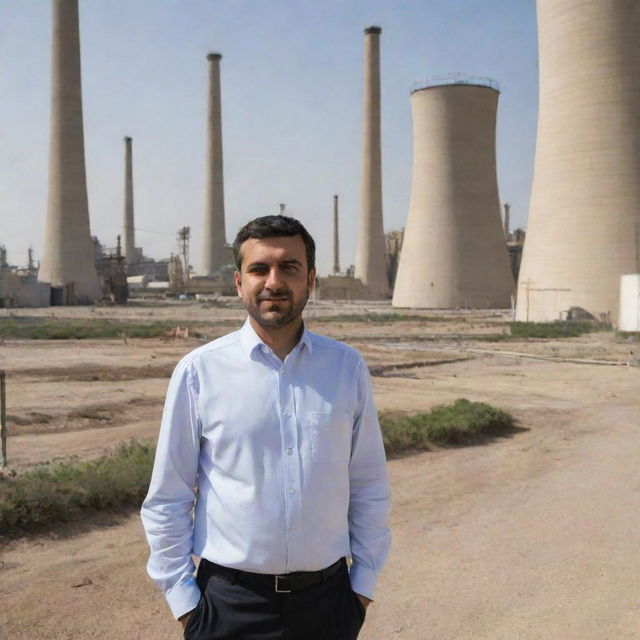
[278,367,300,565]
[284,385,301,539]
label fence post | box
[0,371,6,467]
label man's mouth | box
[259,295,290,302]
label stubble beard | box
[246,287,310,329]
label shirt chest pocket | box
[308,411,352,464]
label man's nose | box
[264,267,282,290]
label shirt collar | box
[239,317,313,357]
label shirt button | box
[290,524,297,531]
[288,488,295,495]
[279,369,284,375]
[283,410,291,418]
[286,447,293,455]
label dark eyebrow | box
[246,262,269,270]
[246,259,303,270]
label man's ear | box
[234,270,242,297]
[308,268,316,293]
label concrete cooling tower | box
[39,0,99,303]
[392,78,514,309]
[515,0,640,324]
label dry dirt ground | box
[1,301,639,639]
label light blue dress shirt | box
[141,319,391,619]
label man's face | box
[234,235,316,329]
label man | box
[141,215,391,639]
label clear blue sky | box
[0,0,538,276]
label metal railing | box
[411,72,500,94]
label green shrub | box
[0,402,515,535]
[379,399,514,454]
[0,440,155,535]
[309,313,456,324]
[617,331,640,341]
[509,321,609,339]
[0,317,242,340]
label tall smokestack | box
[503,202,511,239]
[201,52,226,275]
[123,136,135,264]
[39,0,99,302]
[355,26,389,298]
[333,194,340,274]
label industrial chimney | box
[333,195,340,275]
[503,203,510,240]
[39,0,99,302]
[355,26,389,298]
[516,0,640,324]
[201,52,226,275]
[392,77,514,308]
[123,136,135,265]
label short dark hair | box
[232,215,316,272]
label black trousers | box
[183,558,366,640]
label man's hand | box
[355,593,372,611]
[178,609,195,631]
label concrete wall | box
[0,273,50,308]
[516,0,640,324]
[393,84,514,309]
[314,276,372,301]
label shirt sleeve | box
[348,356,392,600]
[140,357,203,619]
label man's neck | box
[249,317,304,361]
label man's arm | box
[348,357,392,603]
[140,358,203,620]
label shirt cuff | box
[166,575,202,620]
[348,562,378,601]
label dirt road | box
[1,308,639,638]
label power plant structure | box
[392,76,514,309]
[201,52,227,276]
[355,26,390,299]
[123,136,136,266]
[39,0,99,303]
[516,0,640,324]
